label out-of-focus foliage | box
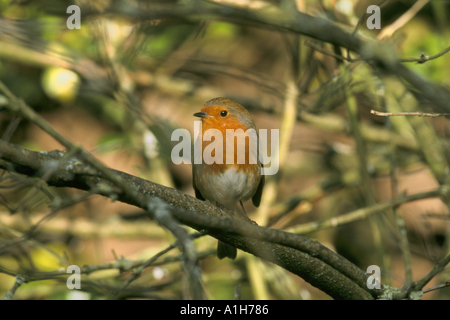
[0,0,450,300]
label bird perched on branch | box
[193,97,264,259]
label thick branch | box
[0,140,376,300]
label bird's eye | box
[220,110,228,117]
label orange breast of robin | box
[200,116,259,175]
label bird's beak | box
[193,111,208,118]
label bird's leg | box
[239,201,258,225]
[239,201,246,215]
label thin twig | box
[108,244,178,300]
[380,93,414,287]
[344,71,391,282]
[394,252,450,299]
[386,113,413,287]
[414,252,450,292]
[378,0,430,40]
[288,187,446,235]
[421,281,450,295]
[371,110,450,118]
[0,234,211,300]
[400,45,450,64]
[352,0,389,36]
[1,275,26,300]
[304,40,359,62]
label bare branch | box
[371,110,450,118]
[400,45,450,64]
[0,138,375,299]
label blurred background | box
[0,0,449,299]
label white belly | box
[196,166,257,210]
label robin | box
[192,97,265,259]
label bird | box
[192,97,264,259]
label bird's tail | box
[217,241,237,260]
